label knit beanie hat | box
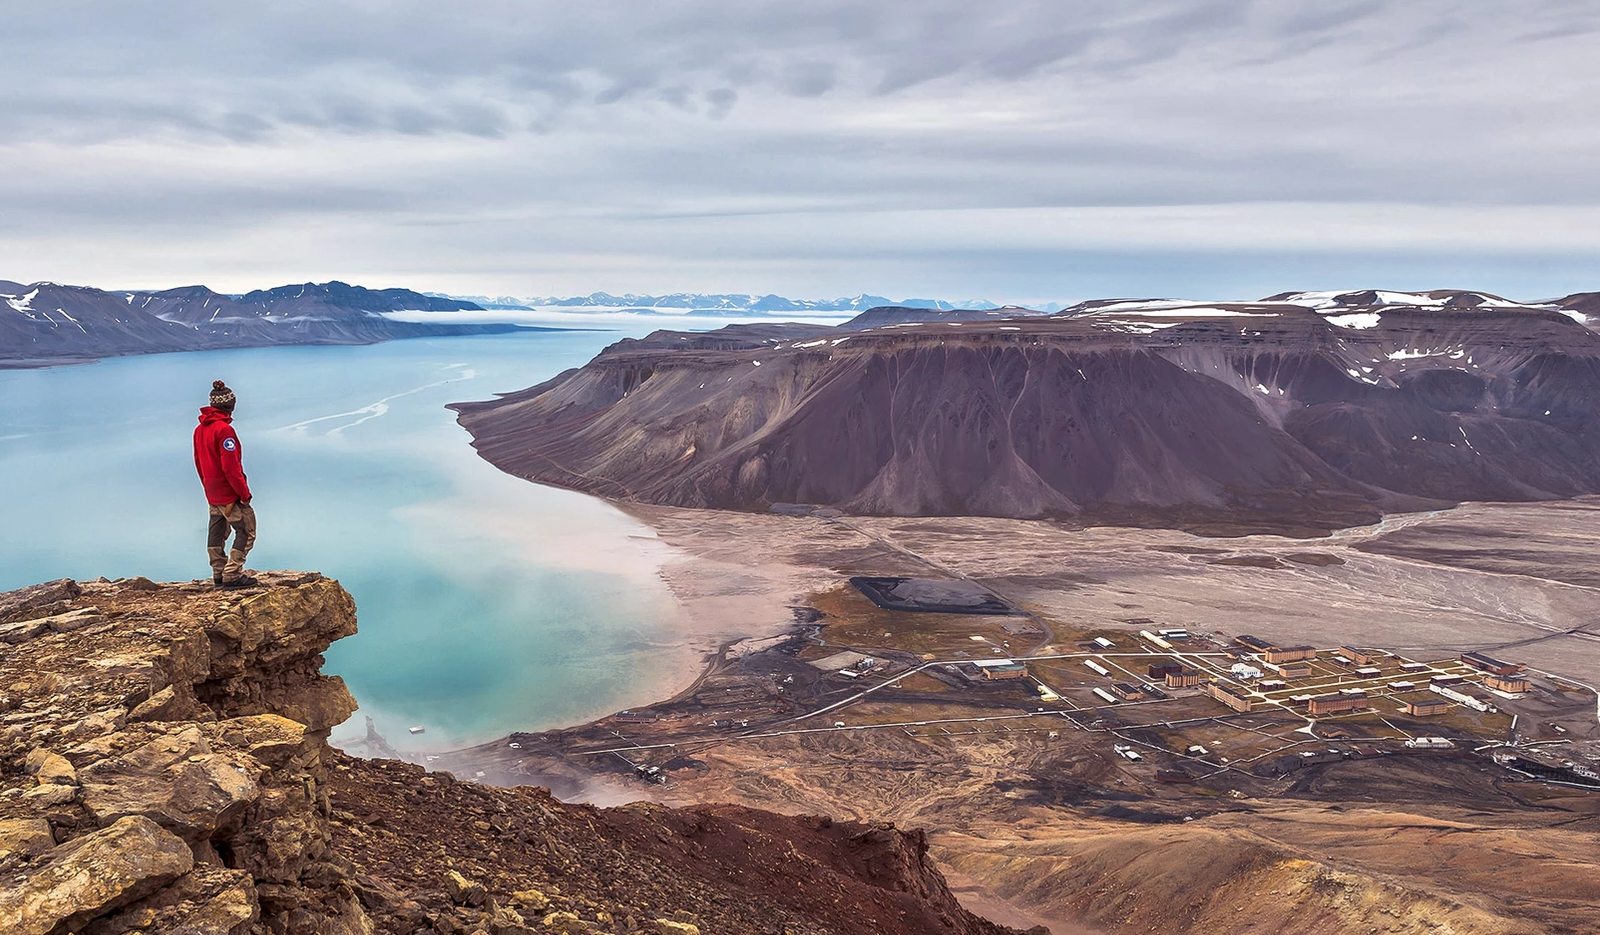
[209,380,237,411]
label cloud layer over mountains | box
[3,2,1599,298]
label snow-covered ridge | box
[1269,289,1557,311]
[1059,289,1593,331]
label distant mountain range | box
[0,280,535,366]
[8,277,1597,370]
[425,291,1043,314]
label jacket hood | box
[198,406,234,425]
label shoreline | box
[414,494,1600,934]
[0,323,585,371]
[427,495,1600,768]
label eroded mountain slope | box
[453,292,1600,532]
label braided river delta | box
[0,329,707,751]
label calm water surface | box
[0,330,694,750]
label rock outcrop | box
[0,575,1018,935]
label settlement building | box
[1147,661,1185,680]
[1165,669,1205,688]
[1264,645,1317,664]
[1204,680,1254,712]
[1307,691,1367,716]
[1404,697,1452,716]
[1461,652,1526,677]
[1263,660,1312,679]
[975,660,1028,681]
[1485,674,1531,694]
[1340,647,1377,666]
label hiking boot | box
[220,575,260,590]
[213,575,224,587]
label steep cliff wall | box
[0,575,1020,935]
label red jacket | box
[194,407,252,505]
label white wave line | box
[272,364,474,436]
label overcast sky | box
[3,1,1599,304]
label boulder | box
[510,888,550,912]
[128,685,203,723]
[446,869,489,908]
[164,877,258,934]
[651,921,700,935]
[43,607,108,633]
[215,714,309,767]
[539,910,594,933]
[79,728,261,842]
[21,784,78,807]
[0,617,52,645]
[112,577,162,592]
[80,868,259,935]
[63,731,127,766]
[0,815,194,935]
[0,578,81,624]
[0,818,55,859]
[26,748,78,785]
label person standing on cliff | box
[194,380,258,589]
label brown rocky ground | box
[328,755,1019,935]
[0,575,1019,935]
[431,499,1600,935]
[453,699,1600,935]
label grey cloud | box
[1,0,1598,299]
[0,1,1402,142]
[704,89,738,120]
[779,62,836,98]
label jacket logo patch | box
[223,438,237,452]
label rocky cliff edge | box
[0,574,1021,935]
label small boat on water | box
[408,725,426,734]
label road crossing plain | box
[435,498,1600,934]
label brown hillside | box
[0,575,1019,935]
[452,301,1600,533]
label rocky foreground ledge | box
[0,574,1020,935]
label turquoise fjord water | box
[0,330,698,751]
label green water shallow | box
[0,330,695,750]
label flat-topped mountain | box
[452,289,1600,534]
[0,279,528,366]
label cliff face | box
[0,576,1018,935]
[451,298,1600,533]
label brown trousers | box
[207,500,257,581]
